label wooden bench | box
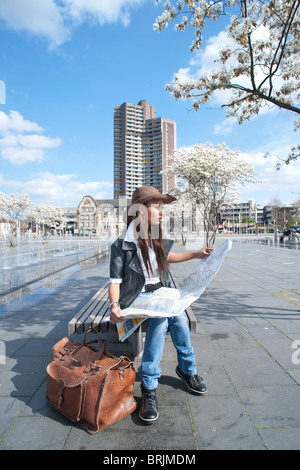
[68,280,111,336]
[68,273,197,357]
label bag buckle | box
[84,361,103,373]
[71,357,81,366]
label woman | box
[109,186,213,424]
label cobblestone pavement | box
[0,239,299,450]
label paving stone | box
[237,384,300,429]
[63,406,197,451]
[218,347,295,390]
[0,397,29,439]
[258,427,300,450]
[188,394,266,450]
[257,336,298,369]
[0,416,71,450]
[0,356,48,397]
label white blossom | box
[162,142,260,246]
[155,0,300,163]
[0,192,33,223]
[30,204,59,227]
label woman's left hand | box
[194,247,214,259]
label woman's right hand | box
[109,304,125,324]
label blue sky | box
[0,0,299,208]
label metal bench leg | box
[133,325,143,357]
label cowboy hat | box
[123,186,176,223]
[129,186,176,206]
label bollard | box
[0,340,6,364]
[132,325,143,358]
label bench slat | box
[83,298,110,332]
[85,284,110,331]
[68,281,110,335]
[92,301,110,330]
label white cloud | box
[1,147,45,165]
[176,67,193,82]
[0,110,61,165]
[177,30,235,85]
[190,31,235,75]
[4,171,113,206]
[18,134,61,149]
[0,110,43,134]
[239,150,300,206]
[65,0,144,27]
[0,0,146,48]
[0,0,70,48]
[214,116,236,135]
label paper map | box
[117,239,232,341]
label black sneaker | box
[176,366,207,394]
[139,386,159,423]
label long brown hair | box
[126,203,169,279]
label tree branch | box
[241,0,257,91]
[258,0,300,94]
[218,83,300,114]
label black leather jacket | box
[109,237,174,309]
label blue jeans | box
[139,313,197,390]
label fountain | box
[0,231,111,297]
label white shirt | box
[110,221,160,288]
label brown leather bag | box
[45,328,137,433]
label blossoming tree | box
[292,196,300,221]
[162,142,260,246]
[154,0,300,165]
[0,192,33,245]
[30,204,64,234]
[0,193,65,239]
[0,192,33,227]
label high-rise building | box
[113,99,176,198]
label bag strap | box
[92,305,117,347]
[83,327,103,346]
[83,327,106,355]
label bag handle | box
[83,327,106,357]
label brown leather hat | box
[130,186,176,206]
